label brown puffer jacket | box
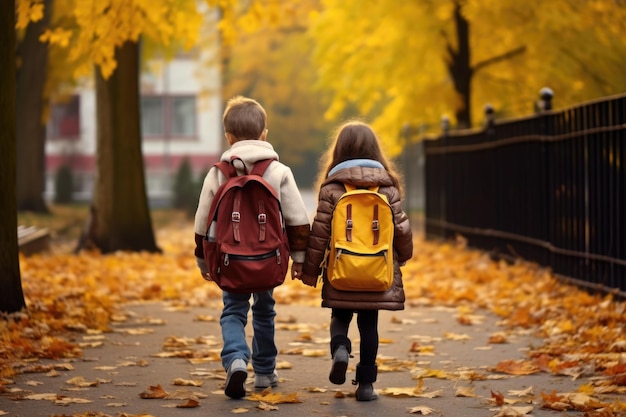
[302,165,413,311]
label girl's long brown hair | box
[314,120,404,195]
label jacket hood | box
[221,140,279,172]
[324,165,394,189]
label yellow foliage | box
[16,0,45,29]
[219,0,331,169]
[310,0,626,155]
[38,0,204,79]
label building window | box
[141,96,165,135]
[141,95,196,138]
[48,95,80,140]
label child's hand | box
[291,262,303,280]
[297,273,317,287]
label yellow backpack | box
[324,184,394,292]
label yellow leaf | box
[246,391,302,404]
[409,405,435,415]
[455,386,477,397]
[173,378,203,387]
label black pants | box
[330,308,379,367]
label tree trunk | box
[0,0,26,314]
[16,0,51,213]
[83,41,160,254]
[446,0,472,129]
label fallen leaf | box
[66,376,98,387]
[139,384,168,399]
[173,378,203,387]
[176,398,200,408]
[334,390,346,398]
[54,396,93,405]
[455,386,477,397]
[492,405,533,416]
[276,361,293,369]
[231,407,250,413]
[25,380,43,386]
[508,386,533,397]
[301,349,326,357]
[25,393,58,400]
[409,405,435,415]
[491,390,505,406]
[247,391,302,404]
[489,332,508,344]
[444,332,471,341]
[305,387,327,393]
[494,360,539,375]
[257,401,279,410]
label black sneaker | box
[329,345,349,385]
[225,359,248,399]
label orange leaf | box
[491,390,505,406]
[176,398,200,408]
[495,359,539,375]
[139,384,168,399]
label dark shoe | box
[329,345,349,385]
[225,359,247,399]
[355,382,379,401]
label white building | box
[44,56,223,206]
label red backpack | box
[202,157,290,293]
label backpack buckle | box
[346,219,353,229]
[258,213,267,224]
[372,220,379,231]
[232,212,241,222]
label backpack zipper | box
[336,248,387,259]
[224,249,281,265]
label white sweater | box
[194,140,310,264]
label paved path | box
[3,299,599,417]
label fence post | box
[484,103,495,137]
[441,115,450,138]
[538,87,554,272]
[440,115,450,239]
[535,87,554,113]
[402,123,412,214]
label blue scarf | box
[328,159,384,177]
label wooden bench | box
[18,226,51,255]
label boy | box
[194,96,310,399]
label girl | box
[297,121,413,401]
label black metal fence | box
[423,92,626,295]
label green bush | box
[54,165,74,204]
[172,158,199,216]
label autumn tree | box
[208,0,330,184]
[219,0,330,186]
[42,0,204,253]
[16,0,52,213]
[1,0,27,313]
[310,0,626,153]
[88,40,159,253]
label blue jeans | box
[220,290,277,375]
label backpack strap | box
[342,183,381,245]
[250,158,275,176]
[214,160,237,178]
[251,159,276,242]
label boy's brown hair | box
[222,96,267,141]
